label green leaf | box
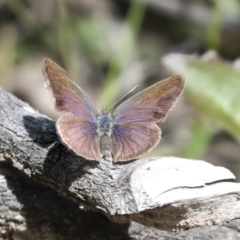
[162,52,240,140]
[180,120,212,158]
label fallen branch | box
[1,162,240,239]
[0,88,240,231]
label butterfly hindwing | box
[57,113,102,160]
[112,122,160,162]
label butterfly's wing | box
[42,58,97,122]
[112,75,185,162]
[112,122,161,161]
[57,113,101,160]
[42,58,101,160]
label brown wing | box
[57,113,102,160]
[113,75,185,125]
[42,58,97,122]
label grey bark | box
[1,162,240,239]
[0,87,240,238]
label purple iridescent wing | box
[42,58,101,160]
[42,58,97,122]
[57,113,101,160]
[112,75,185,162]
[112,122,160,161]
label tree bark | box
[1,162,240,239]
[0,87,240,235]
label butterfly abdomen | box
[99,135,112,160]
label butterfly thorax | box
[96,113,113,137]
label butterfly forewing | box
[42,58,98,123]
[113,75,185,124]
[57,113,102,160]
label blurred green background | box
[1,0,240,179]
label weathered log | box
[0,162,240,239]
[0,87,240,232]
[0,162,130,239]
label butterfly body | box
[96,112,114,160]
[42,58,185,162]
[96,113,113,137]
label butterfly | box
[42,58,185,162]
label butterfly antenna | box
[90,96,103,112]
[102,105,108,113]
[109,85,139,110]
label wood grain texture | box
[0,87,240,233]
[0,162,240,239]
